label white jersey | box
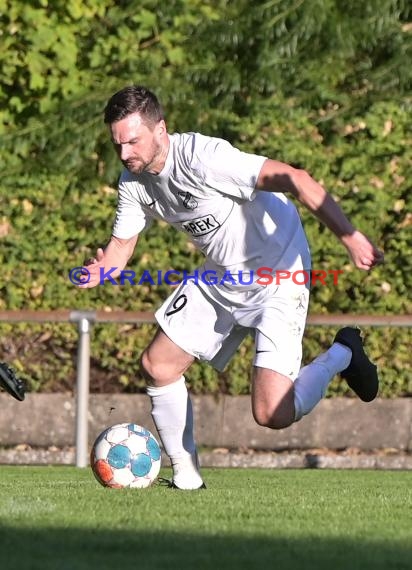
[112,132,311,281]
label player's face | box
[110,112,166,174]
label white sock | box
[294,343,352,421]
[146,376,203,489]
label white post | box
[74,316,91,468]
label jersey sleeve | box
[112,175,152,239]
[193,137,267,200]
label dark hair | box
[104,85,164,126]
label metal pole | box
[75,317,91,468]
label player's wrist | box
[340,229,360,248]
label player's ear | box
[157,119,167,135]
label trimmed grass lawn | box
[0,466,411,569]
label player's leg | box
[292,339,352,421]
[248,280,310,427]
[140,326,194,386]
[142,280,233,489]
[251,329,378,429]
[251,367,295,429]
[248,278,378,428]
[140,328,205,490]
[251,338,352,428]
[251,325,337,429]
[291,327,378,421]
[252,355,351,430]
[251,344,350,429]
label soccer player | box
[80,86,384,489]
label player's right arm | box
[79,234,139,288]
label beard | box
[122,158,148,174]
[122,140,163,175]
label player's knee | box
[253,405,294,430]
[139,350,165,386]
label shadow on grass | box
[0,526,411,570]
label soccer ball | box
[90,423,162,489]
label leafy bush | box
[0,0,410,395]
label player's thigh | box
[155,280,234,361]
[251,366,295,429]
[140,327,195,386]
[251,281,309,379]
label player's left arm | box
[256,158,384,271]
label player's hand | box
[342,231,384,270]
[79,247,105,288]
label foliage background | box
[0,0,411,396]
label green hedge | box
[0,97,410,396]
[0,1,410,396]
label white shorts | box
[155,275,310,380]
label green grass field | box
[0,466,411,570]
